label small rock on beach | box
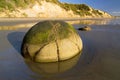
[78,26,91,31]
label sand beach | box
[0,18,120,80]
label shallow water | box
[0,18,120,80]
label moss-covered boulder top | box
[24,20,76,44]
[21,20,83,63]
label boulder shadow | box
[7,32,26,54]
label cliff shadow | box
[7,32,26,54]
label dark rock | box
[78,26,91,31]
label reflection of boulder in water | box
[21,20,83,62]
[25,53,81,75]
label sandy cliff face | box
[0,1,112,18]
[19,1,79,18]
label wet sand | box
[77,24,120,80]
[0,19,120,80]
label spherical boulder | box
[21,20,83,62]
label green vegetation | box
[24,21,52,44]
[61,3,90,11]
[58,3,92,15]
[0,0,36,11]
[22,13,28,17]
[92,10,103,15]
[45,0,59,4]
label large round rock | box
[21,20,83,62]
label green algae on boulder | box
[21,20,83,62]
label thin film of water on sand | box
[0,18,120,80]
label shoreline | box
[0,17,116,30]
[0,17,114,21]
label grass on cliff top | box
[45,0,99,16]
[0,0,36,11]
[0,0,58,11]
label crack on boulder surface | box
[33,43,49,61]
[49,21,61,61]
[55,40,60,61]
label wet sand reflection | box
[25,53,81,76]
